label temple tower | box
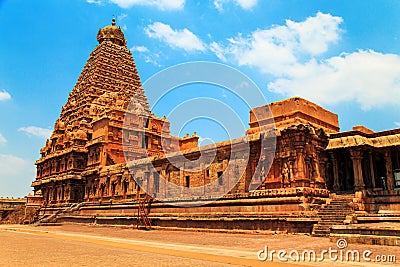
[31,19,162,204]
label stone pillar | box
[179,168,184,196]
[329,152,340,191]
[288,158,294,187]
[61,184,65,202]
[368,151,376,189]
[51,186,56,202]
[294,150,307,187]
[65,185,71,202]
[319,158,326,181]
[350,149,365,191]
[305,158,313,187]
[201,163,206,196]
[384,149,395,190]
[269,162,275,180]
[395,149,400,169]
[313,154,326,188]
[277,159,283,188]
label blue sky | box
[0,0,399,197]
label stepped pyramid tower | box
[31,19,197,204]
[59,18,150,126]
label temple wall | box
[35,122,331,207]
[29,20,400,227]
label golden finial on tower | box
[97,17,127,46]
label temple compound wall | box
[29,20,400,230]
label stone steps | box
[312,194,355,237]
[318,210,352,214]
[315,215,346,219]
[317,220,344,224]
[33,203,83,225]
[324,204,352,209]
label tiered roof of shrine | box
[38,18,150,160]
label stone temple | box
[27,20,400,242]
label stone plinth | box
[331,224,400,246]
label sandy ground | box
[0,224,399,267]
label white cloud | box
[108,0,185,10]
[145,22,206,52]
[0,154,35,197]
[18,126,52,139]
[144,54,161,67]
[117,13,128,21]
[286,12,343,55]
[0,155,31,178]
[214,0,223,11]
[117,13,128,30]
[86,0,102,4]
[131,46,149,53]
[395,122,400,127]
[209,12,400,109]
[268,50,400,110]
[213,12,343,75]
[214,0,258,11]
[0,133,6,144]
[210,42,227,61]
[236,0,258,9]
[130,46,161,66]
[0,90,11,101]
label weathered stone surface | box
[0,198,27,224]
[248,97,340,135]
[27,20,400,236]
[352,125,375,134]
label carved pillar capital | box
[383,149,392,157]
[350,148,363,160]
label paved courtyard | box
[0,224,399,266]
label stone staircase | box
[33,203,83,225]
[312,194,354,237]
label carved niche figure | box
[282,161,291,186]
